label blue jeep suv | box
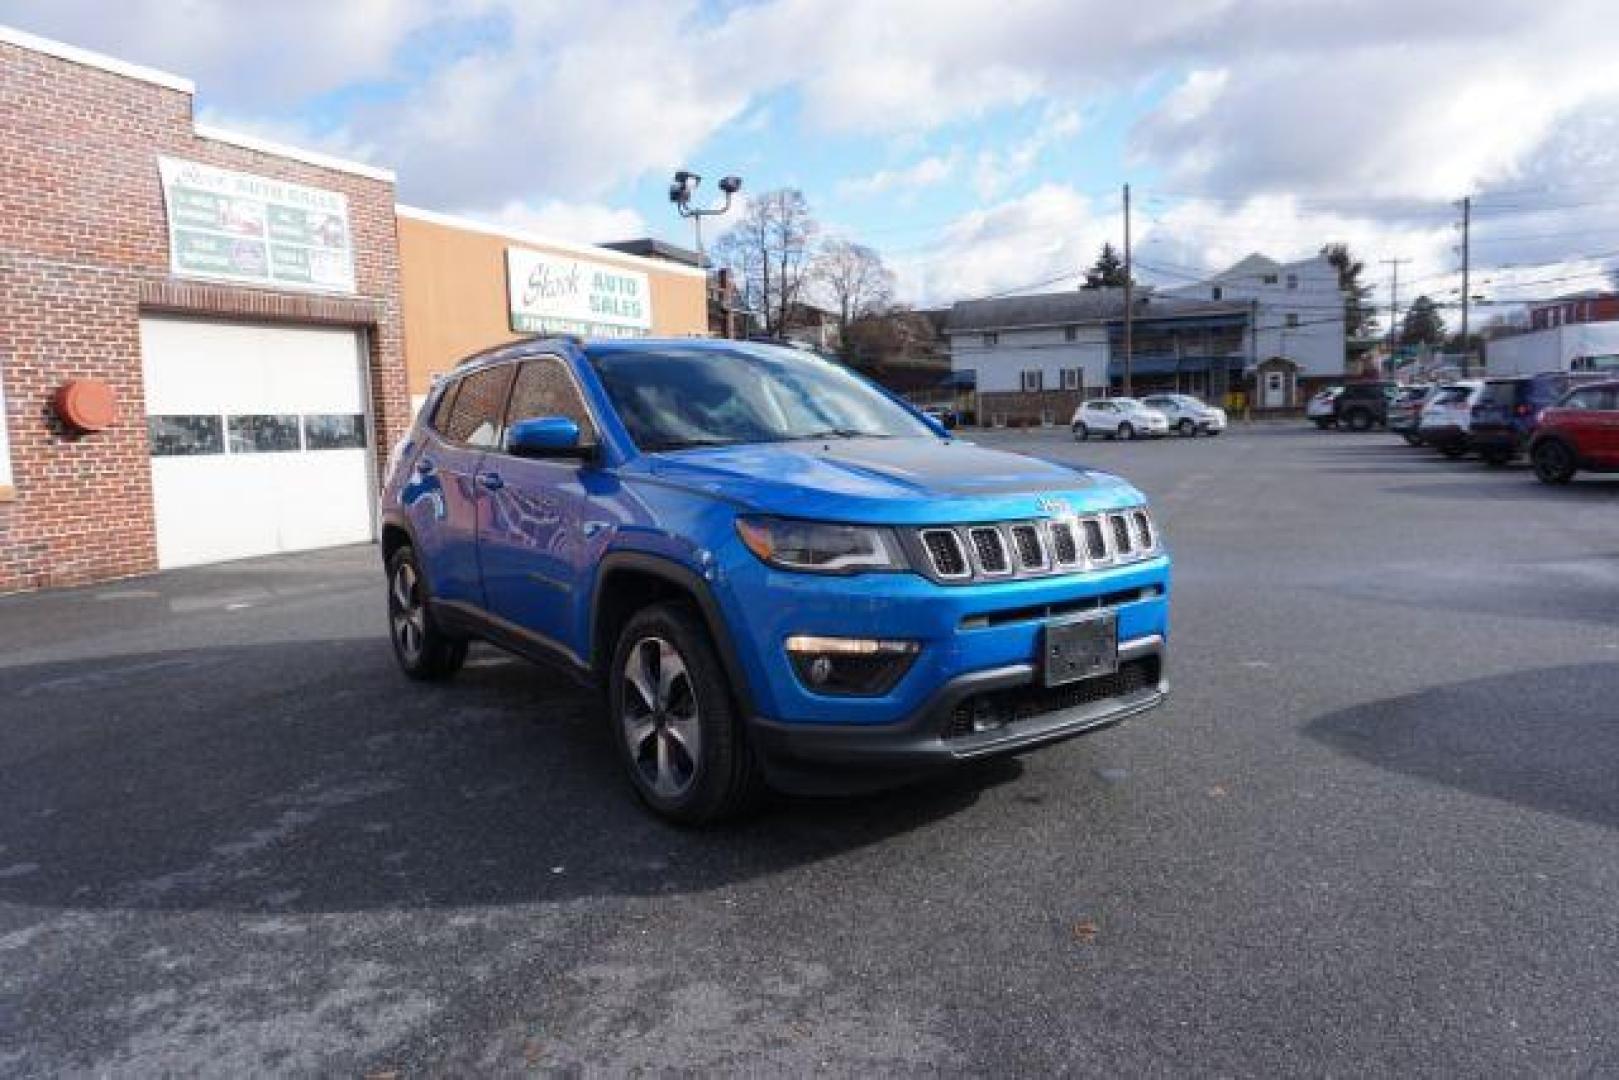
[381,338,1171,822]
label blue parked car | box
[381,338,1171,822]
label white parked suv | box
[1418,380,1484,458]
[1141,393,1227,436]
[1071,398,1170,441]
[1306,386,1343,428]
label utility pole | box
[1381,257,1412,376]
[1122,182,1133,397]
[1459,195,1471,375]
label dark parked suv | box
[1469,373,1606,466]
[1333,381,1397,431]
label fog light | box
[785,635,920,697]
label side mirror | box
[507,416,593,459]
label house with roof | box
[1163,252,1345,409]
[944,288,1250,425]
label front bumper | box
[749,636,1166,793]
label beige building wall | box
[397,206,710,401]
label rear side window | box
[1564,388,1618,411]
[1479,382,1522,406]
[503,358,597,444]
[440,365,516,448]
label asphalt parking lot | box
[3,425,1618,1076]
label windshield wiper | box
[796,428,891,440]
[643,437,739,452]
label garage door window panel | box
[304,413,367,450]
[148,415,225,456]
[228,414,302,453]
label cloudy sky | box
[8,0,1619,324]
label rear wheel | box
[1177,418,1195,437]
[1531,439,1577,485]
[609,603,764,824]
[386,546,467,680]
[1345,408,1374,432]
[1118,422,1136,441]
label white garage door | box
[141,317,376,569]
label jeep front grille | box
[969,527,1010,575]
[921,529,969,579]
[912,508,1158,584]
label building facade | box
[945,290,1248,424]
[398,208,708,414]
[0,27,715,594]
[1165,252,1346,408]
[1527,292,1619,331]
[0,27,408,592]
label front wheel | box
[1345,409,1374,432]
[1177,419,1195,437]
[1118,422,1136,441]
[609,603,764,824]
[1073,423,1089,442]
[1531,439,1577,485]
[386,546,467,680]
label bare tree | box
[813,239,895,343]
[711,188,818,337]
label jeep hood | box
[640,437,1145,524]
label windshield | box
[587,343,936,452]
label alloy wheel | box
[621,636,701,798]
[390,560,426,663]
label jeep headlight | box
[735,516,907,574]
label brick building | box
[0,27,407,591]
[0,27,712,594]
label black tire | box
[1118,422,1136,441]
[1177,418,1195,437]
[1073,423,1089,442]
[608,602,765,824]
[386,546,468,680]
[1531,439,1577,485]
[1345,408,1373,432]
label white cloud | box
[973,103,1083,200]
[890,183,1118,305]
[838,152,960,198]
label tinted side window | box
[428,380,461,435]
[504,358,597,443]
[441,365,515,448]
[1566,388,1617,411]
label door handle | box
[477,470,505,491]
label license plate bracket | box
[1042,612,1118,687]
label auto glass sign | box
[506,247,652,337]
[157,157,356,294]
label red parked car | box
[1527,380,1619,484]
